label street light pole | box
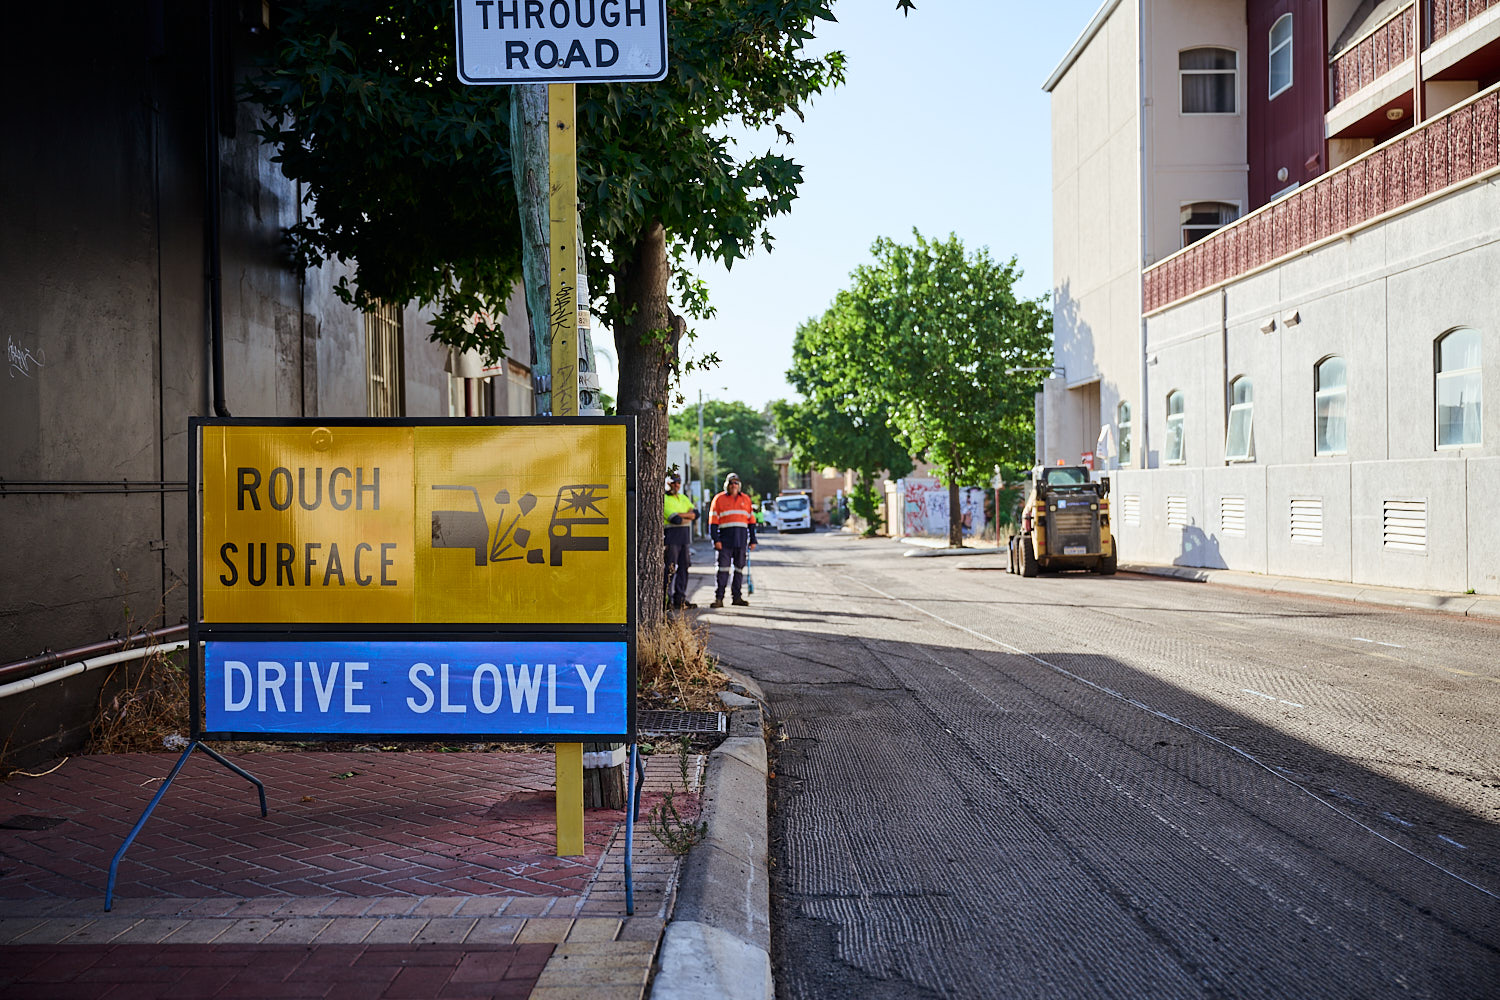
[696,392,705,536]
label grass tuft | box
[637,614,728,713]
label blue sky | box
[626,0,1104,414]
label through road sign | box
[454,0,668,84]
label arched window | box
[1436,328,1482,447]
[1225,377,1254,461]
[1181,201,1241,247]
[1118,400,1133,466]
[1165,391,1186,464]
[1314,357,1347,456]
[1269,14,1293,99]
[1180,47,1238,114]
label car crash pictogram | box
[429,483,610,568]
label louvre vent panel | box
[1220,495,1246,537]
[1383,499,1428,552]
[1290,497,1323,545]
[1123,494,1141,526]
[1166,495,1188,528]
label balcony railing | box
[1430,0,1500,43]
[1142,84,1500,314]
[1330,3,1415,107]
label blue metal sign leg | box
[624,743,639,915]
[105,741,267,911]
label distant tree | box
[839,230,1053,547]
[668,400,778,499]
[775,295,913,535]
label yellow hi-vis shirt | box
[664,491,696,545]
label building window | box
[506,360,535,417]
[1435,328,1482,447]
[1181,202,1241,248]
[1314,357,1347,456]
[365,300,405,417]
[1117,401,1133,466]
[1225,376,1254,461]
[1165,390,1186,464]
[1180,47,1238,114]
[1269,14,1293,99]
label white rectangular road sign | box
[455,0,668,84]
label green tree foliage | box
[245,0,845,627]
[242,0,524,352]
[668,401,778,499]
[810,231,1053,545]
[775,294,914,534]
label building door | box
[1077,381,1101,465]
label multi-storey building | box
[1042,0,1499,594]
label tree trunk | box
[614,222,677,632]
[948,477,963,549]
[509,85,552,414]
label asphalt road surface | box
[698,529,1500,1000]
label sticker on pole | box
[454,0,669,84]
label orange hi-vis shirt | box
[709,491,757,543]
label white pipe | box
[0,642,189,701]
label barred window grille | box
[1166,495,1188,527]
[1383,499,1428,552]
[1290,497,1323,545]
[1123,493,1141,526]
[365,300,405,417]
[1220,495,1246,536]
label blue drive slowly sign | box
[204,639,628,738]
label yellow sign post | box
[548,82,583,852]
[548,83,579,420]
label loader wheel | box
[1100,542,1118,576]
[1021,537,1039,578]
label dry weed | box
[637,614,727,713]
[87,646,190,754]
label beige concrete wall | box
[1142,0,1248,267]
[1048,1,1142,468]
[1123,177,1500,593]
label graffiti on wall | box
[7,336,45,379]
[902,480,986,538]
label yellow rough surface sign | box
[200,424,628,625]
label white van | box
[774,492,813,533]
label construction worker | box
[708,472,757,608]
[663,472,697,610]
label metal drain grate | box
[638,710,726,735]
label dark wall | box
[0,2,448,764]
[1246,0,1328,208]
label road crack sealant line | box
[848,578,1500,903]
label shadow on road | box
[710,617,1500,1000]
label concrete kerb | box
[898,537,1005,559]
[649,696,772,1000]
[1118,562,1500,622]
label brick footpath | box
[0,750,701,999]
